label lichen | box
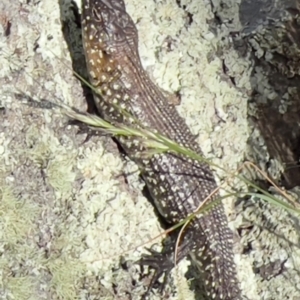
[0,183,40,300]
[47,255,84,300]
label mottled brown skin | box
[81,0,242,299]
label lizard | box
[81,0,243,299]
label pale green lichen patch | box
[0,126,86,299]
[24,125,77,196]
[46,155,76,194]
[0,179,40,299]
[2,276,35,300]
[0,187,39,246]
[47,255,84,300]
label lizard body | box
[81,1,242,298]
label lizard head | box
[81,0,141,89]
[81,0,138,56]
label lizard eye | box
[91,7,102,22]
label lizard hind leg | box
[137,229,195,295]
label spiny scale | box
[81,0,243,298]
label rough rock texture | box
[0,0,299,299]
